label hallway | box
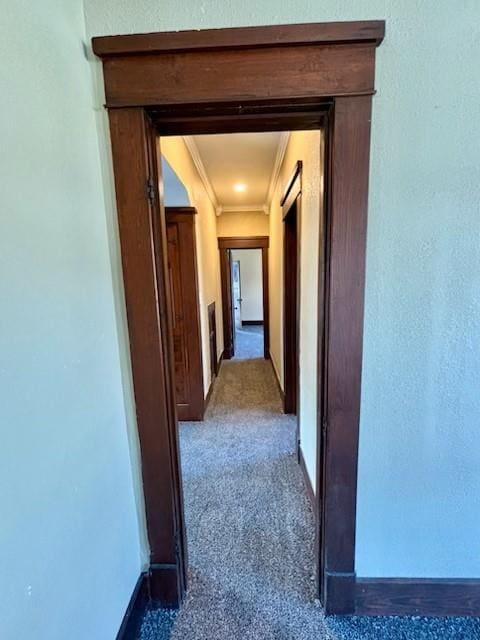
[137,360,480,640]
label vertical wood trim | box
[219,248,234,359]
[108,108,186,605]
[322,95,372,613]
[262,246,270,359]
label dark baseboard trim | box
[355,577,480,616]
[116,573,149,640]
[148,564,182,607]
[241,320,264,326]
[324,571,357,615]
[298,447,315,512]
[217,349,224,371]
[269,351,285,404]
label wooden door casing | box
[166,207,204,421]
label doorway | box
[219,237,269,360]
[93,21,384,615]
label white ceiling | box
[189,132,287,212]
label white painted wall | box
[0,2,143,638]
[269,131,324,492]
[231,250,263,322]
[161,137,224,394]
[82,0,480,581]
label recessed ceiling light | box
[233,183,247,193]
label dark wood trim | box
[94,21,386,615]
[241,320,263,326]
[218,236,269,249]
[281,160,303,208]
[92,21,384,57]
[298,447,315,512]
[219,248,234,359]
[165,205,197,216]
[283,168,301,419]
[116,574,149,640]
[269,353,285,405]
[108,109,186,606]
[355,578,480,616]
[218,236,270,360]
[165,206,204,421]
[320,95,373,614]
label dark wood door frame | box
[218,236,269,360]
[84,21,447,617]
[282,161,302,419]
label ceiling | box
[188,132,288,213]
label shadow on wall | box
[162,157,191,206]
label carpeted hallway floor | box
[233,324,264,360]
[138,358,480,640]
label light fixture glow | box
[233,183,247,193]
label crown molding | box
[266,132,290,210]
[218,204,268,215]
[182,136,219,212]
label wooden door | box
[166,207,204,420]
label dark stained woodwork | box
[355,578,480,616]
[282,163,302,421]
[219,248,234,360]
[93,21,392,615]
[218,236,270,361]
[218,236,269,249]
[107,108,186,605]
[321,95,373,614]
[98,45,376,108]
[92,21,385,57]
[166,207,204,421]
[207,301,218,379]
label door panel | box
[166,207,204,420]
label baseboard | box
[298,447,315,512]
[148,564,183,607]
[204,382,214,411]
[116,573,149,640]
[241,320,263,326]
[355,577,480,616]
[269,351,285,404]
[217,349,224,371]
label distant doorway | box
[230,249,264,359]
[218,236,269,360]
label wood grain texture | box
[166,207,204,421]
[355,578,480,616]
[108,109,186,605]
[92,21,385,57]
[97,21,386,616]
[101,44,376,107]
[321,95,372,614]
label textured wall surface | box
[83,2,480,578]
[0,2,142,638]
[216,211,269,237]
[161,137,224,393]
